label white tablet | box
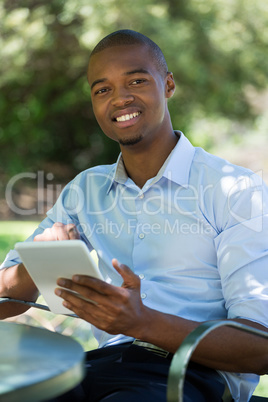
[15,240,104,315]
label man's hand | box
[54,259,147,338]
[34,222,80,241]
[54,258,268,374]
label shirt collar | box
[106,131,195,193]
[162,131,195,187]
[106,154,128,194]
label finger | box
[34,223,79,241]
[53,223,80,240]
[52,223,71,240]
[55,286,97,305]
[33,233,45,241]
[71,274,115,293]
[34,227,59,241]
[66,224,80,240]
[53,222,64,227]
[112,259,140,289]
[56,276,111,304]
[54,284,129,331]
[54,287,99,313]
[54,288,113,328]
[54,285,119,324]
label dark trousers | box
[49,343,226,401]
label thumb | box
[112,259,141,290]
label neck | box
[121,130,179,188]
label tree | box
[0,0,267,181]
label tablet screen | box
[15,240,104,315]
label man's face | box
[87,44,175,148]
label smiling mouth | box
[114,112,141,122]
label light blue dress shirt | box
[2,132,268,401]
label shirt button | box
[141,293,147,299]
[139,193,144,199]
[139,274,145,280]
[139,233,145,239]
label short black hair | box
[90,29,168,77]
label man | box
[1,30,268,401]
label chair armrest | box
[167,320,268,402]
[0,297,51,311]
[0,297,78,317]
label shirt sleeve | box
[214,172,268,327]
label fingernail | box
[68,226,80,239]
[55,288,62,296]
[57,278,66,286]
[73,275,80,282]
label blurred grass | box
[0,221,40,264]
[0,221,267,396]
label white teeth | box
[116,112,140,122]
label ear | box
[165,72,176,99]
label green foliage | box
[0,0,267,179]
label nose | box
[111,87,135,108]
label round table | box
[0,321,85,402]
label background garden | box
[0,0,267,396]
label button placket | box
[135,192,147,241]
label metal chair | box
[0,297,50,311]
[167,320,268,401]
[0,296,77,316]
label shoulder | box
[69,163,116,187]
[189,147,268,231]
[191,147,261,191]
[189,147,267,223]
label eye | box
[95,88,109,95]
[131,79,146,85]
